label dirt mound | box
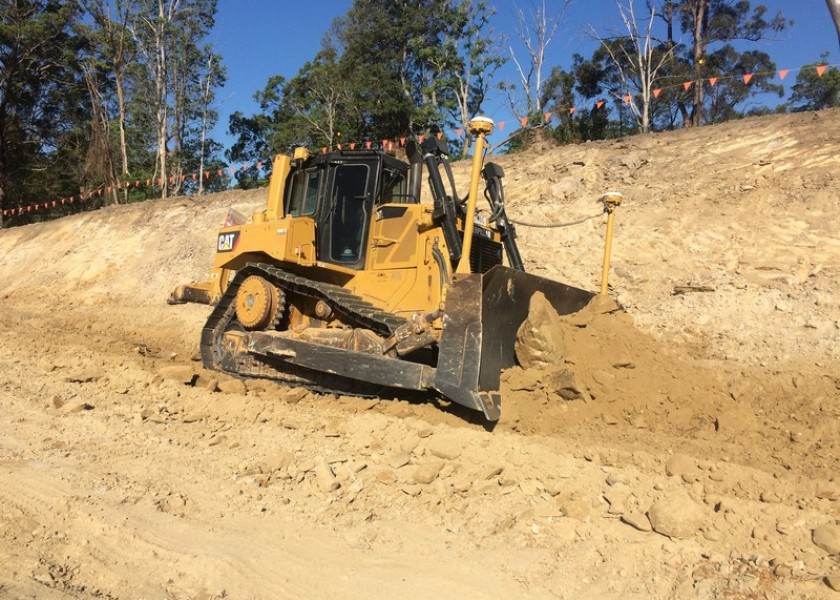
[1,108,839,599]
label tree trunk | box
[828,0,840,47]
[155,0,168,198]
[689,0,708,127]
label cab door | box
[318,161,373,268]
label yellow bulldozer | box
[169,117,595,421]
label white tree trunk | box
[828,0,840,47]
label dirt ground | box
[1,108,839,599]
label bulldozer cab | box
[288,152,410,270]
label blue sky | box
[211,1,839,150]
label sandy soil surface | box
[1,108,839,599]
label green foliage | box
[1,0,227,225]
[0,0,85,219]
[229,0,503,169]
[788,54,840,111]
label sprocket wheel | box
[235,275,282,330]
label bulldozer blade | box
[435,266,596,421]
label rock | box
[50,395,65,409]
[295,457,314,472]
[515,292,567,368]
[557,494,591,521]
[816,486,840,501]
[314,459,340,492]
[813,524,840,554]
[157,366,195,384]
[375,469,397,485]
[622,511,652,532]
[427,437,462,460]
[401,484,422,497]
[65,369,106,384]
[519,479,542,497]
[665,454,695,477]
[482,466,504,480]
[389,453,411,469]
[282,388,308,403]
[218,379,247,395]
[543,368,587,401]
[417,427,434,439]
[262,451,294,473]
[63,400,93,413]
[825,574,840,592]
[413,461,444,485]
[647,494,705,539]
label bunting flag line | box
[553,62,836,123]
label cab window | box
[286,168,320,216]
[330,164,370,262]
[380,167,409,204]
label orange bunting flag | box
[436,132,443,140]
[778,69,789,80]
[743,73,753,84]
[337,143,343,150]
[653,88,662,98]
[519,116,528,127]
[683,81,692,91]
[321,147,327,154]
[365,141,372,149]
[708,77,718,87]
[217,170,223,176]
[135,180,140,187]
[455,128,463,138]
[400,136,406,146]
[544,112,552,121]
[623,95,631,105]
[569,107,576,115]
[595,100,605,109]
[180,174,186,181]
[349,142,356,150]
[158,177,163,185]
[107,186,112,193]
[191,174,197,181]
[52,201,56,207]
[242,165,249,171]
[417,135,425,144]
[816,65,827,77]
[498,121,505,131]
[204,171,210,179]
[382,139,389,147]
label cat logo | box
[217,231,240,253]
